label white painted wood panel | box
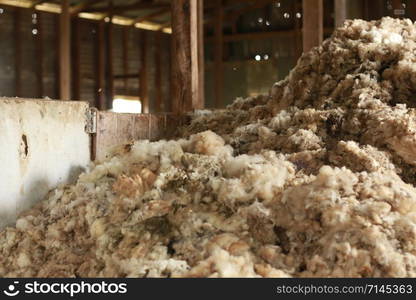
[0,98,90,228]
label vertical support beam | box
[171,0,203,113]
[363,0,384,20]
[35,11,44,98]
[122,27,129,93]
[167,34,172,113]
[293,0,302,62]
[96,21,106,110]
[363,0,369,20]
[14,8,21,97]
[171,0,191,113]
[407,0,416,20]
[334,0,347,28]
[197,0,205,109]
[155,31,162,112]
[72,17,81,100]
[190,0,202,110]
[139,30,149,113]
[391,0,404,18]
[59,0,71,100]
[214,0,223,108]
[302,0,323,53]
[106,16,114,109]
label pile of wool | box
[3,17,416,277]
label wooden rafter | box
[30,0,48,8]
[131,7,169,24]
[85,1,169,14]
[71,0,107,15]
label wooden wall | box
[0,5,171,113]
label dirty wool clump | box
[3,17,416,277]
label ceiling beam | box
[71,0,107,15]
[31,0,48,8]
[85,1,169,13]
[131,7,169,24]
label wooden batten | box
[302,0,323,53]
[139,30,149,113]
[59,0,71,101]
[171,0,204,113]
[213,0,223,108]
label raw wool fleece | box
[3,17,416,277]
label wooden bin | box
[0,98,186,228]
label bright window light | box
[112,96,142,113]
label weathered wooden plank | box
[133,114,150,140]
[171,0,191,113]
[35,11,44,98]
[155,31,163,112]
[96,21,106,110]
[139,30,149,113]
[59,0,71,101]
[190,0,203,110]
[149,114,165,141]
[293,0,302,63]
[334,0,347,28]
[93,112,188,162]
[214,0,223,108]
[197,0,205,109]
[302,0,323,53]
[14,8,21,97]
[72,17,81,100]
[122,26,129,93]
[165,113,184,138]
[106,15,114,109]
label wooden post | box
[302,0,323,53]
[171,0,203,113]
[72,17,81,100]
[190,0,199,110]
[197,0,205,109]
[391,0,404,18]
[59,0,71,100]
[14,8,21,97]
[214,0,223,108]
[35,11,44,98]
[139,30,149,113]
[334,0,347,28]
[171,0,191,113]
[293,0,302,63]
[364,0,386,20]
[106,16,114,109]
[167,34,172,113]
[122,27,129,93]
[407,0,416,20]
[155,31,162,112]
[96,21,106,110]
